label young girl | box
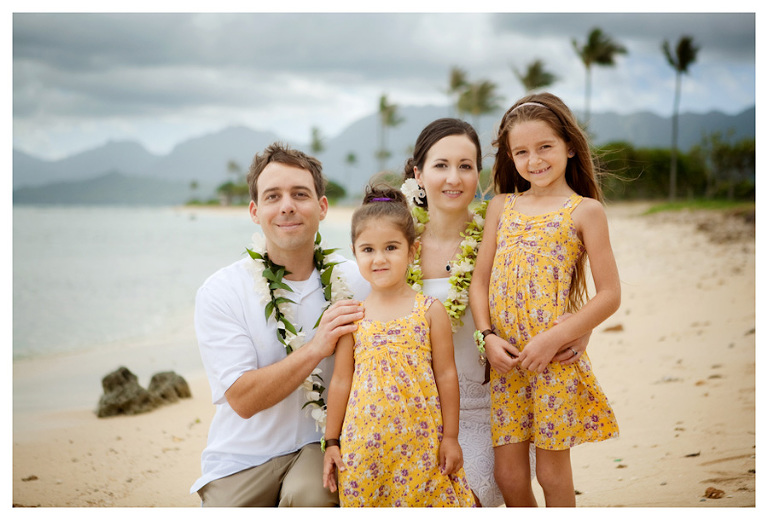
[469,92,621,507]
[322,185,475,507]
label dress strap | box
[417,293,437,325]
[563,194,584,214]
[507,193,520,209]
[420,293,437,311]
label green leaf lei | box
[245,232,352,432]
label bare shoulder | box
[574,196,607,219]
[572,197,609,238]
[425,296,450,325]
[426,295,449,317]
[489,193,508,207]
[486,193,508,217]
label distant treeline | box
[204,131,755,207]
[597,133,755,201]
[196,178,349,207]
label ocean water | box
[12,205,353,362]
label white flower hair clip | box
[400,178,426,208]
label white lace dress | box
[421,278,505,507]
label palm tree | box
[226,160,243,183]
[457,80,502,134]
[345,151,357,172]
[663,35,700,201]
[310,126,325,155]
[512,59,557,93]
[446,66,468,115]
[376,94,404,172]
[188,179,199,204]
[344,151,357,193]
[572,28,627,125]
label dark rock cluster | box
[96,366,191,418]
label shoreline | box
[12,202,757,507]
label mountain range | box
[13,104,755,205]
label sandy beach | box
[11,202,757,508]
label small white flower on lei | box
[328,265,353,303]
[285,330,306,351]
[473,211,485,227]
[310,407,327,432]
[461,236,479,253]
[245,234,271,305]
[250,231,267,251]
[452,257,475,277]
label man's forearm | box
[225,343,325,419]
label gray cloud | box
[19,13,752,77]
[492,13,754,60]
[12,12,757,159]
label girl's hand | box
[438,437,464,475]
[322,446,346,493]
[550,313,591,365]
[518,333,560,374]
[485,334,520,373]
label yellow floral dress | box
[337,292,475,507]
[488,194,619,450]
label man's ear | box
[249,200,259,225]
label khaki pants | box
[198,443,338,507]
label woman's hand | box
[484,334,520,374]
[322,446,346,493]
[550,312,591,365]
[438,436,464,475]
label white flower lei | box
[245,231,353,433]
[401,178,488,333]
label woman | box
[401,118,589,506]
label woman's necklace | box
[445,252,457,272]
[424,233,464,273]
[441,237,464,273]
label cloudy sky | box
[11,7,757,161]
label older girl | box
[470,93,620,507]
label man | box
[190,143,368,506]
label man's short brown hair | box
[247,142,326,202]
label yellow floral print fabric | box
[338,292,475,507]
[488,194,619,450]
